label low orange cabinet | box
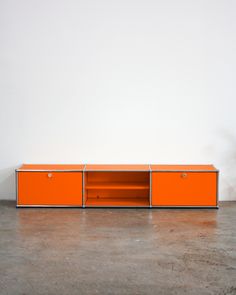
[151,165,218,207]
[17,165,83,206]
[16,164,219,208]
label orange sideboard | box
[16,164,219,208]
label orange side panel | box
[152,172,217,206]
[18,172,83,206]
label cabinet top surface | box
[16,164,218,172]
[85,164,150,171]
[17,164,85,171]
[150,165,218,171]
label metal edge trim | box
[84,206,150,208]
[16,205,83,208]
[216,170,219,207]
[16,205,217,209]
[82,169,84,208]
[82,164,87,208]
[84,170,150,172]
[16,169,219,173]
[150,170,219,173]
[151,206,219,209]
[149,165,152,208]
[15,170,18,207]
[15,169,84,172]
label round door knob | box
[181,173,187,178]
[48,173,53,178]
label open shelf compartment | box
[84,171,150,207]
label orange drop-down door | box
[18,172,83,206]
[151,171,217,207]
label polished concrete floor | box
[0,201,236,295]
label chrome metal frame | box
[84,170,150,172]
[84,206,150,208]
[151,206,218,209]
[216,170,219,208]
[151,170,219,173]
[149,164,152,208]
[15,170,18,207]
[82,164,87,208]
[15,170,84,172]
[16,205,83,208]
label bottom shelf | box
[85,197,149,207]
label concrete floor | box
[0,202,236,295]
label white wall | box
[0,0,236,200]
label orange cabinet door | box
[152,172,217,207]
[17,172,83,206]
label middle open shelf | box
[84,171,150,207]
[85,182,149,190]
